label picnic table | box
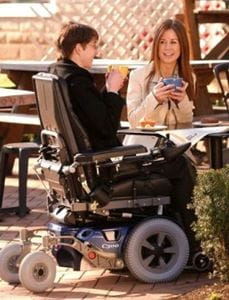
[0,59,228,116]
[0,87,35,107]
[119,122,229,169]
[0,88,38,142]
[0,88,39,174]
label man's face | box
[78,39,98,69]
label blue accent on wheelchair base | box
[48,222,132,257]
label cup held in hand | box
[162,77,182,90]
[107,65,129,78]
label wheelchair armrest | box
[74,144,147,164]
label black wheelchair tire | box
[124,218,189,283]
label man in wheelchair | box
[48,21,197,251]
[0,22,211,293]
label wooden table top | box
[0,59,228,74]
[0,87,35,107]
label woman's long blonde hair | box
[147,19,195,100]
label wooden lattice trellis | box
[0,0,226,60]
[45,0,183,60]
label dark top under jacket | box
[49,59,124,151]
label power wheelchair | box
[0,73,210,292]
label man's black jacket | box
[49,59,124,151]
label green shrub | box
[191,165,229,282]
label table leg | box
[6,70,35,90]
[193,67,214,116]
[2,105,30,175]
[208,136,223,169]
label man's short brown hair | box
[56,22,99,59]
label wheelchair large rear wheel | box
[124,218,189,283]
[0,243,23,283]
[19,251,56,292]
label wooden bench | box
[0,112,40,125]
[0,87,38,143]
[0,113,40,174]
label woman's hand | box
[170,81,188,103]
[105,70,125,93]
[153,80,174,104]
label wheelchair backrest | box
[33,72,97,190]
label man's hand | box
[106,70,124,93]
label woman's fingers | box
[170,89,186,102]
[169,80,188,101]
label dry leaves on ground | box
[175,283,229,300]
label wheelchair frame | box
[0,72,210,293]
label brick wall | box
[0,16,58,60]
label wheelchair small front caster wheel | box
[192,252,212,272]
[0,243,23,283]
[19,251,56,292]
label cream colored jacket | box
[127,63,193,128]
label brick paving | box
[0,158,214,299]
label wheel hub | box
[141,232,177,270]
[153,245,164,257]
[8,255,19,274]
[33,263,48,281]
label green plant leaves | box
[192,165,229,282]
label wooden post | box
[182,0,201,59]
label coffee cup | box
[107,65,129,78]
[162,77,183,90]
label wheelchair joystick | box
[160,141,191,162]
[150,140,190,162]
